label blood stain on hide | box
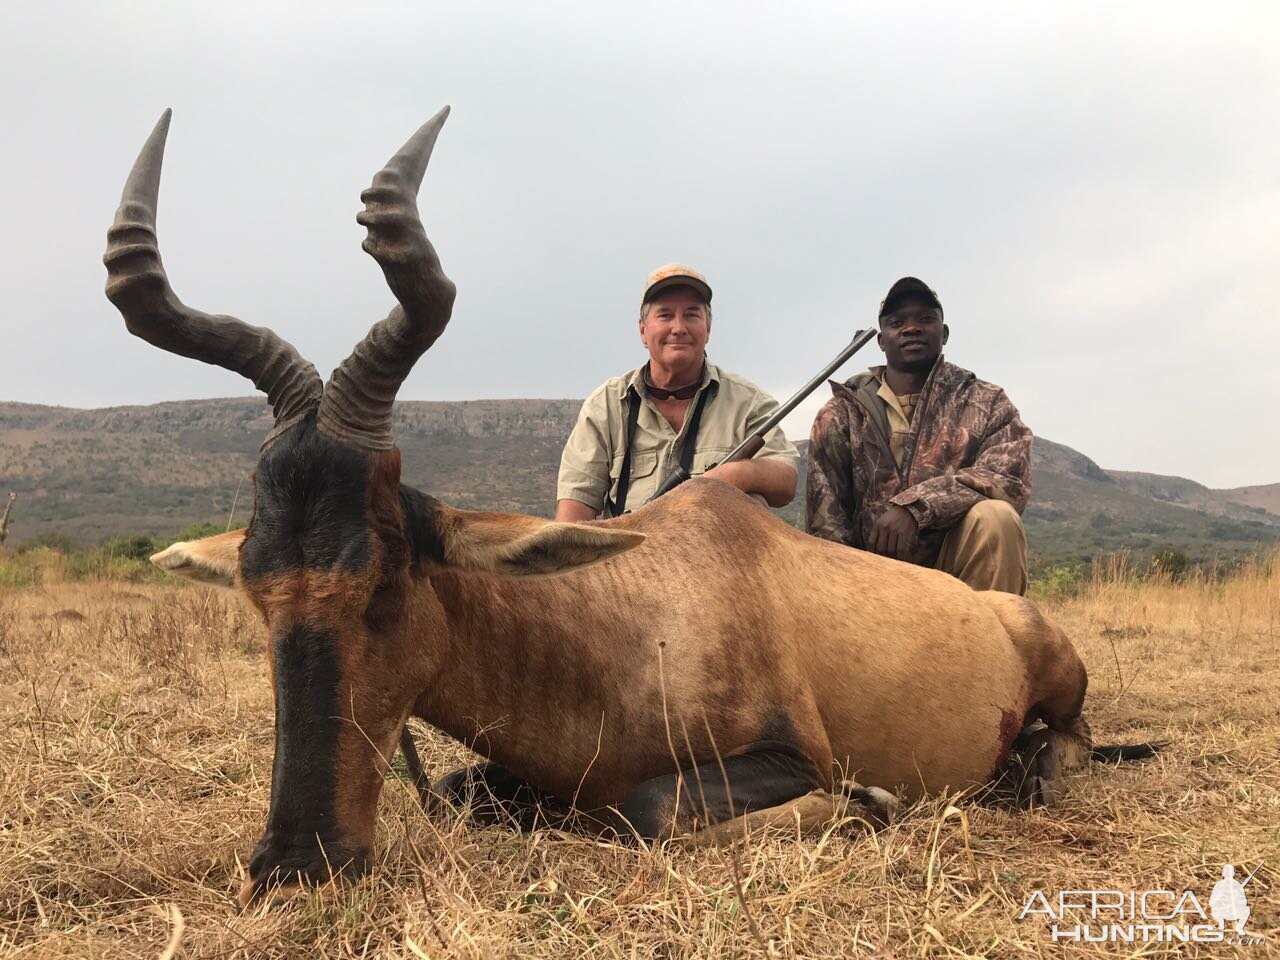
[997,707,1022,766]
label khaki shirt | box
[557,360,799,513]
[870,366,920,469]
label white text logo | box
[1018,862,1265,946]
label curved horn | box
[104,110,323,432]
[317,106,457,450]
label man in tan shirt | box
[557,264,799,520]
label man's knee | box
[938,499,1028,594]
[962,498,1022,537]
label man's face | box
[878,298,948,374]
[639,287,710,371]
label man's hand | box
[703,460,749,486]
[870,505,919,560]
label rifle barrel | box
[644,327,878,504]
[720,326,876,465]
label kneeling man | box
[806,277,1031,594]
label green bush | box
[1151,547,1190,580]
[2,520,256,589]
[0,555,41,587]
[65,551,159,582]
[18,532,76,554]
[1028,563,1085,601]
[101,534,158,561]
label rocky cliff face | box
[393,399,581,438]
[4,397,584,439]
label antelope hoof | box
[236,835,371,911]
[236,875,307,912]
[839,780,898,828]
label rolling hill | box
[1,398,1276,567]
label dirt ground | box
[1,561,1276,958]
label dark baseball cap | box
[879,277,942,318]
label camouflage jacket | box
[805,359,1032,566]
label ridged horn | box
[317,106,457,450]
[103,110,323,434]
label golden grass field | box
[1,558,1276,958]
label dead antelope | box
[106,108,1158,908]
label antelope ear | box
[437,509,644,576]
[150,528,246,588]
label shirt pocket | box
[608,450,659,503]
[691,446,733,476]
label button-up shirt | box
[557,360,799,513]
[870,366,922,469]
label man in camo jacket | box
[805,277,1032,594]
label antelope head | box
[104,109,643,907]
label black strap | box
[605,389,642,518]
[607,383,713,517]
[677,386,711,474]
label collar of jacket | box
[827,357,975,433]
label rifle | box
[646,327,878,502]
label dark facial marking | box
[247,623,360,889]
[240,415,373,581]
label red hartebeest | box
[106,108,1156,908]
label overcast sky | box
[2,1,1276,488]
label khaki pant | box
[935,499,1028,595]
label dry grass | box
[0,562,1276,958]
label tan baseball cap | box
[642,263,712,305]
